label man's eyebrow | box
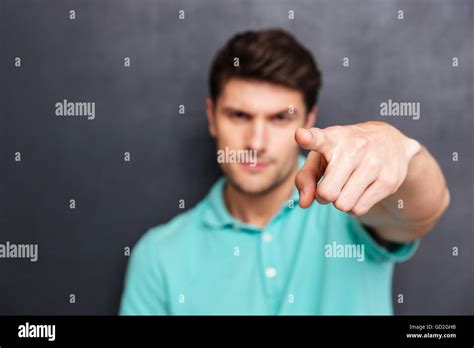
[221,106,298,116]
[270,108,298,117]
[222,106,248,114]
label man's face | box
[206,78,316,196]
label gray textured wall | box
[1,0,472,314]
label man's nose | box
[247,120,267,152]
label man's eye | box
[231,112,250,120]
[273,113,290,122]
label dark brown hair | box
[209,28,322,113]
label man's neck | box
[224,164,298,229]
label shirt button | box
[262,232,273,243]
[265,267,277,278]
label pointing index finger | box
[295,127,328,153]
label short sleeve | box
[119,231,168,315]
[348,214,420,263]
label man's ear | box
[304,105,318,129]
[206,97,217,138]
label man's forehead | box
[218,78,304,114]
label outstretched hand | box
[294,121,421,216]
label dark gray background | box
[1,0,472,315]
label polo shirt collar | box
[202,154,306,230]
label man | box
[119,28,449,315]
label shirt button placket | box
[260,228,279,310]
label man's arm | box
[119,232,169,315]
[358,144,450,243]
[294,121,450,244]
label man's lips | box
[240,161,271,171]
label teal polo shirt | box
[120,156,419,315]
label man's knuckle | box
[381,175,397,189]
[317,186,338,202]
[353,204,368,216]
[353,137,369,151]
[366,156,381,170]
[334,198,352,212]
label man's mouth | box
[240,161,270,172]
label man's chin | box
[227,176,279,197]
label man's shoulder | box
[131,199,208,261]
